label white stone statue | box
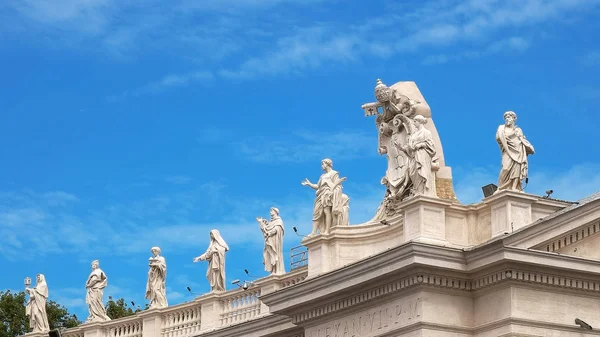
[257,207,286,275]
[362,79,454,221]
[146,246,168,309]
[193,229,229,292]
[302,158,347,236]
[337,194,350,227]
[85,260,110,322]
[394,114,437,197]
[25,274,50,332]
[495,111,535,192]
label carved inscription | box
[306,297,421,337]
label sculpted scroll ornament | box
[193,229,229,292]
[146,246,168,309]
[302,158,348,236]
[257,207,285,275]
[496,111,534,192]
[86,260,111,322]
[25,274,50,332]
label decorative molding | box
[292,268,600,325]
[536,220,600,252]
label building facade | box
[23,80,600,337]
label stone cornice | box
[533,219,600,253]
[504,195,600,248]
[263,240,600,325]
[194,313,301,337]
[260,242,465,314]
[290,266,600,326]
[466,245,600,275]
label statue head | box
[91,260,99,269]
[151,246,161,256]
[374,79,393,103]
[321,158,333,171]
[36,274,44,283]
[503,111,517,126]
[270,207,280,219]
[413,115,428,125]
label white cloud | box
[582,51,600,66]
[453,163,600,204]
[422,36,530,65]
[237,130,377,163]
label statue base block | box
[302,214,403,278]
[484,190,545,239]
[401,195,454,245]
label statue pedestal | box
[401,195,453,245]
[483,190,540,239]
[139,308,164,337]
[82,322,104,337]
[302,215,403,278]
[197,292,223,332]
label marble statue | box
[25,274,50,332]
[362,79,447,221]
[146,246,168,309]
[336,194,350,227]
[257,207,286,275]
[193,229,229,292]
[302,158,347,236]
[495,111,535,192]
[85,260,110,322]
[394,114,437,197]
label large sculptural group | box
[22,78,536,333]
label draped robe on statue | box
[26,277,49,332]
[406,126,436,196]
[496,125,534,191]
[201,230,229,292]
[312,170,344,231]
[262,217,285,275]
[146,256,168,308]
[86,269,110,322]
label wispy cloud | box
[422,36,530,65]
[237,130,377,163]
[581,51,600,67]
[5,0,596,89]
[0,175,385,262]
[164,176,193,185]
[453,163,600,204]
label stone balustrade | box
[24,268,307,337]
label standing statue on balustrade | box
[146,246,168,309]
[495,111,535,193]
[257,207,285,275]
[302,158,347,236]
[193,229,229,292]
[25,274,50,332]
[85,260,111,322]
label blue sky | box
[1,0,600,320]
